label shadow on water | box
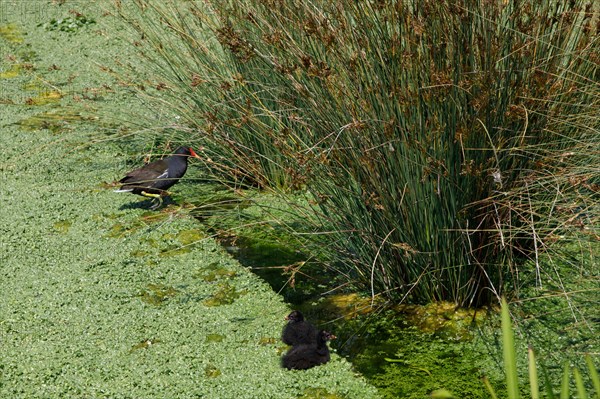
[187,186,499,397]
[233,240,499,397]
[189,195,252,221]
[188,187,334,304]
[221,228,496,398]
[293,297,497,398]
[217,235,326,305]
[231,237,499,398]
[117,196,176,211]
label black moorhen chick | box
[282,310,318,346]
[114,146,200,209]
[282,330,336,370]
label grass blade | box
[560,363,571,399]
[573,367,588,399]
[585,355,600,399]
[483,376,500,399]
[540,358,557,399]
[528,346,539,399]
[501,298,520,399]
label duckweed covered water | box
[298,388,345,399]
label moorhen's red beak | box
[189,148,201,159]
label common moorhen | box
[114,146,201,209]
[281,330,336,370]
[282,310,318,346]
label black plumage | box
[282,310,318,346]
[281,330,336,370]
[115,146,200,208]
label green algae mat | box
[0,2,379,398]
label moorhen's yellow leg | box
[141,191,163,210]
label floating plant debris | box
[205,334,224,343]
[0,24,24,44]
[297,388,344,399]
[39,15,96,33]
[258,337,277,346]
[203,283,246,307]
[204,363,221,378]
[158,244,192,257]
[0,64,20,79]
[53,219,72,234]
[105,221,143,238]
[129,338,161,353]
[16,109,95,133]
[176,229,204,246]
[194,262,237,282]
[139,283,178,306]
